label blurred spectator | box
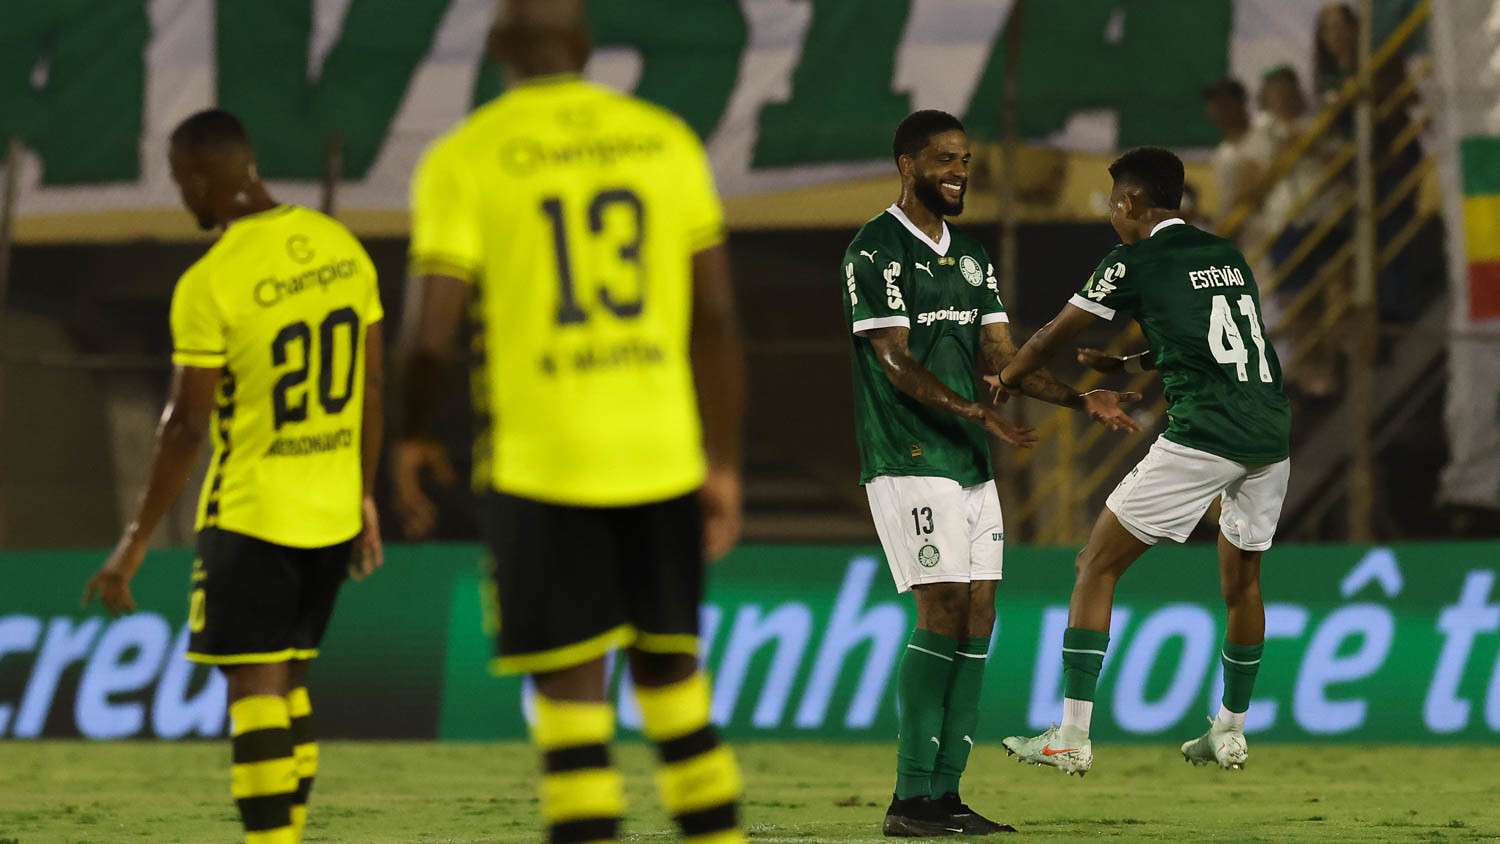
[1201,78,1270,245]
[1315,1,1424,322]
[1259,65,1351,397]
[1179,182,1209,229]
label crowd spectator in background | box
[1314,1,1425,322]
[1259,65,1351,398]
[1202,78,1269,247]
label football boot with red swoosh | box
[1001,724,1093,776]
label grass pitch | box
[3,741,1497,842]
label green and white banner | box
[4,542,1500,743]
[3,0,1348,236]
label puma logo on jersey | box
[915,261,933,277]
[882,261,906,310]
[860,249,879,263]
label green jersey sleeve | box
[1069,246,1139,322]
[843,239,909,335]
[973,253,1008,324]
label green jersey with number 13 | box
[1069,220,1290,464]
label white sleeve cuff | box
[1068,293,1116,321]
[980,312,1009,325]
[852,315,911,335]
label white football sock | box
[1216,704,1246,731]
[1061,698,1094,735]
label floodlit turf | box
[3,741,1498,842]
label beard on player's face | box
[915,170,965,217]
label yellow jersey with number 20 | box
[170,204,383,548]
[409,76,724,508]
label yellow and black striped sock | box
[229,695,298,844]
[286,687,317,842]
[635,673,744,843]
[531,694,624,843]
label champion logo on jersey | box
[909,443,924,458]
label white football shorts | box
[865,475,1004,593]
[1106,436,1291,552]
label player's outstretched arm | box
[866,326,1036,448]
[980,321,1093,409]
[392,275,466,539]
[999,304,1141,433]
[691,243,747,562]
[353,320,385,581]
[1076,347,1156,374]
[83,366,219,615]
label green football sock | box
[1061,627,1110,702]
[895,628,956,800]
[1221,639,1264,713]
[931,635,988,798]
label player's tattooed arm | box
[1000,302,1098,388]
[979,321,1084,409]
[866,326,1036,448]
[392,274,467,539]
[1077,347,1156,374]
[84,365,220,615]
[999,304,1142,433]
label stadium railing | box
[1007,0,1439,545]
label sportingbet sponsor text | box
[4,544,1500,741]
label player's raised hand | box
[1076,347,1125,373]
[699,465,743,563]
[1082,389,1142,433]
[393,438,456,539]
[83,537,146,616]
[351,495,384,582]
[974,404,1038,448]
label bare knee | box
[628,649,698,689]
[1074,547,1126,587]
[222,662,290,703]
[286,659,310,691]
[914,582,970,639]
[532,657,608,702]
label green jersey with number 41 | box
[1070,220,1290,464]
[841,205,1008,486]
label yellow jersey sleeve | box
[678,125,725,253]
[355,241,385,324]
[410,138,482,282]
[169,259,227,369]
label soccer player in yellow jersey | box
[82,110,384,844]
[394,1,747,841]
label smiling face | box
[905,129,971,217]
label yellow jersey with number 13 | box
[409,76,724,507]
[170,205,384,548]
